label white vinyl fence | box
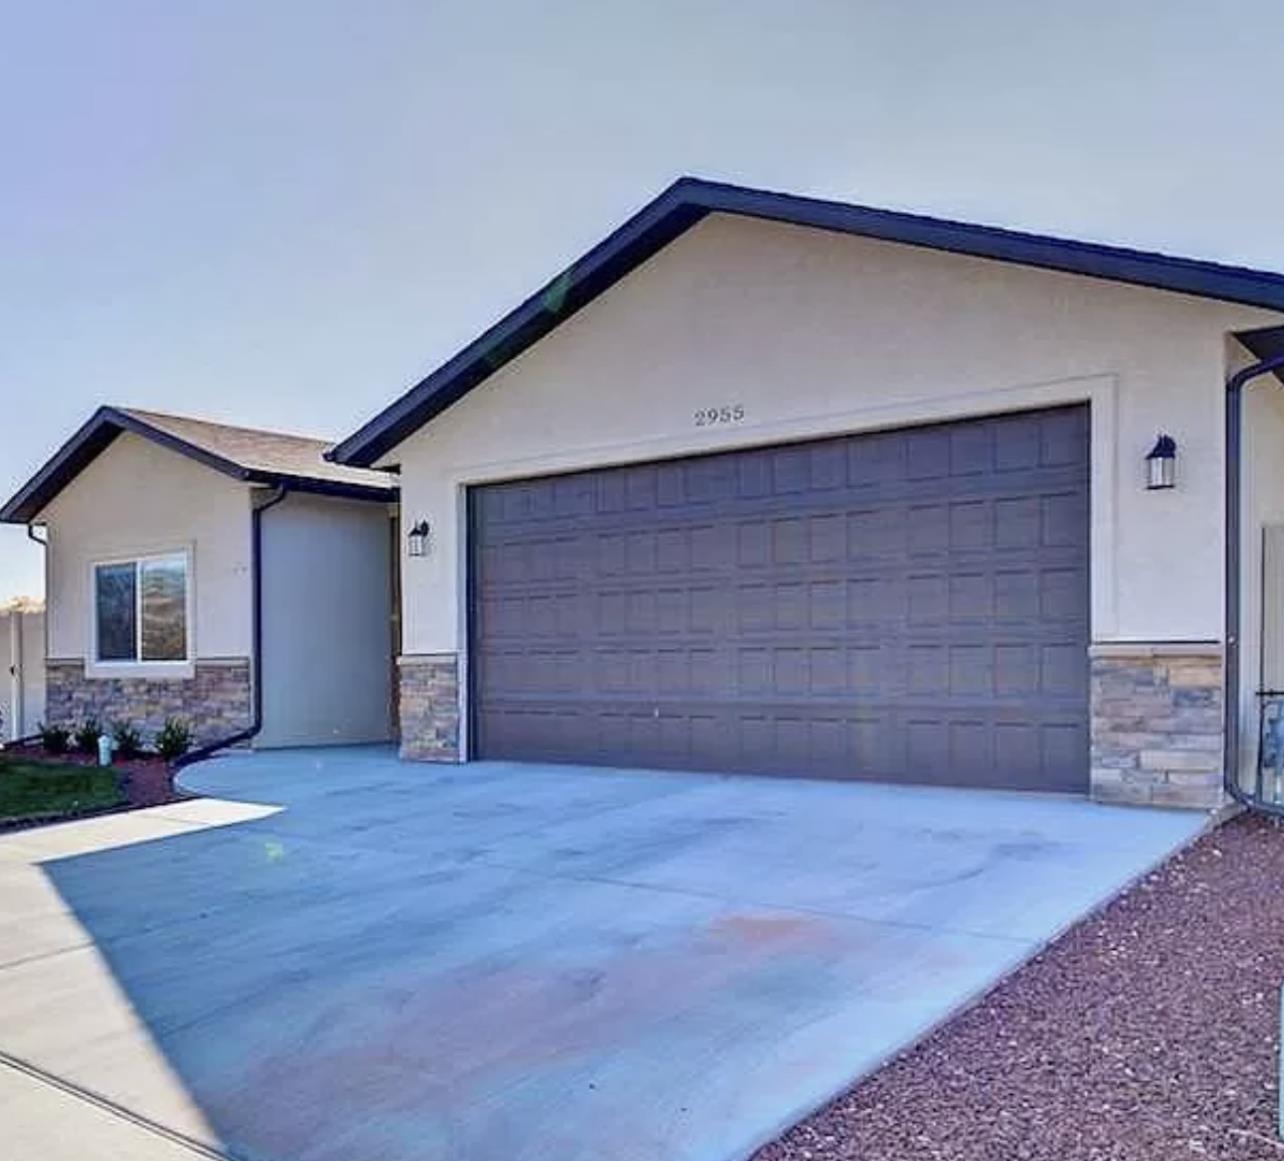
[1,606,45,743]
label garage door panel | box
[471,405,1089,791]
[482,636,1086,702]
[477,697,1088,791]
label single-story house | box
[327,177,1284,810]
[0,406,399,750]
[1,598,45,742]
[9,179,1284,808]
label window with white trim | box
[93,553,189,663]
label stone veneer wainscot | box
[398,653,460,761]
[395,645,1227,802]
[45,658,252,747]
[1090,644,1223,809]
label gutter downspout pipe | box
[175,485,288,769]
[1224,354,1284,808]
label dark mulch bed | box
[0,744,191,832]
[757,813,1284,1161]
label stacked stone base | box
[393,643,1225,810]
[45,658,252,748]
[1090,644,1223,809]
[398,653,460,761]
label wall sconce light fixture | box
[407,519,431,557]
[1145,434,1177,490]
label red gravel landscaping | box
[757,812,1284,1161]
[112,755,189,810]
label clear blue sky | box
[4,0,1283,600]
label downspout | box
[1224,353,1284,807]
[175,485,289,768]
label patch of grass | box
[0,755,126,822]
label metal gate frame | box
[1226,344,1284,815]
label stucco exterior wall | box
[41,432,253,666]
[257,493,394,748]
[387,213,1280,678]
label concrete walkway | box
[0,749,1206,1161]
[0,797,280,1159]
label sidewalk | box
[0,797,279,1160]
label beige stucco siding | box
[257,493,394,748]
[41,432,252,665]
[387,212,1281,659]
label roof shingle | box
[0,406,397,524]
[118,408,395,492]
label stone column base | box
[44,658,252,747]
[1090,643,1223,809]
[397,653,461,762]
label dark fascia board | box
[253,474,399,503]
[330,175,1284,466]
[0,405,243,524]
[1239,324,1284,363]
[0,406,396,524]
[0,408,123,524]
[329,187,705,467]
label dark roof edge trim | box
[330,175,1284,467]
[0,406,396,524]
[250,474,399,502]
[328,181,706,466]
[1,405,248,524]
[0,407,113,523]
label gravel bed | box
[756,813,1284,1161]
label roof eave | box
[0,407,115,524]
[1238,324,1284,364]
[329,176,1284,467]
[1,405,255,525]
[248,472,398,502]
[328,179,706,466]
[0,406,395,525]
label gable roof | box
[330,176,1284,467]
[1,406,397,524]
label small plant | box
[74,717,103,755]
[38,722,72,755]
[111,720,145,761]
[154,717,193,761]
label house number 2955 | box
[694,404,745,427]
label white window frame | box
[87,547,195,679]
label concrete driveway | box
[0,748,1205,1161]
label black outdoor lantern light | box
[1145,434,1177,490]
[407,519,431,557]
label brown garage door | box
[469,405,1089,791]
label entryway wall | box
[257,494,394,748]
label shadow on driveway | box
[5,747,1206,1161]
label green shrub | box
[111,720,145,761]
[154,717,193,761]
[73,717,103,755]
[38,722,71,755]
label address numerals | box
[694,404,745,427]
